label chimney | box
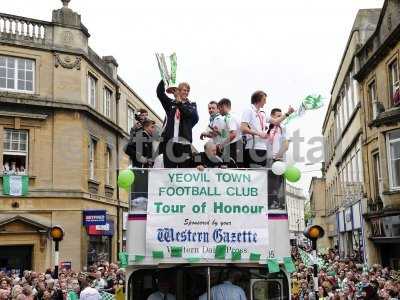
[102,56,119,80]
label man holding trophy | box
[156,53,199,168]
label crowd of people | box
[124,79,295,171]
[0,263,125,300]
[291,247,400,300]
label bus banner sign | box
[146,169,269,260]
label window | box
[3,129,28,174]
[103,88,112,118]
[342,88,349,125]
[346,79,354,117]
[373,153,382,200]
[88,74,97,108]
[368,80,377,119]
[388,59,399,106]
[105,147,112,186]
[127,106,135,132]
[0,56,34,93]
[387,129,400,189]
[352,151,358,183]
[89,138,97,180]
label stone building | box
[354,0,400,268]
[308,177,330,250]
[0,1,161,272]
[286,183,306,245]
[322,9,381,262]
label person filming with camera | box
[124,119,157,168]
[129,108,149,138]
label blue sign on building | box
[83,210,107,226]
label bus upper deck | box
[125,168,293,300]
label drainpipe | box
[116,88,121,254]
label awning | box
[369,237,400,244]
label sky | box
[3,0,385,195]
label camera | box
[134,111,143,122]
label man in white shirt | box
[93,271,107,291]
[267,108,289,161]
[198,269,246,300]
[200,101,224,146]
[240,90,294,168]
[217,98,242,167]
[79,279,101,300]
[267,108,289,210]
[147,275,176,300]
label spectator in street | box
[93,271,107,292]
[79,279,101,300]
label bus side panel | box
[127,214,147,256]
[268,214,291,259]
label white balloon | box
[271,161,288,175]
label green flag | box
[186,257,201,263]
[129,255,145,263]
[267,259,280,273]
[299,248,312,266]
[231,251,242,261]
[284,94,324,125]
[303,95,323,110]
[153,251,164,259]
[67,291,79,300]
[283,257,296,273]
[118,252,128,267]
[170,53,177,85]
[249,253,261,262]
[171,246,182,258]
[215,245,226,259]
[3,175,29,196]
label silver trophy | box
[156,53,178,94]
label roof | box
[322,8,381,133]
[117,76,163,123]
[356,1,388,58]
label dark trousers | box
[163,142,192,168]
[244,149,268,168]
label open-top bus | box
[125,168,292,300]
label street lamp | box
[296,219,301,245]
[49,225,64,279]
[303,225,325,299]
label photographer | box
[129,108,149,138]
[124,119,156,168]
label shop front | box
[351,201,364,261]
[83,210,114,266]
[368,211,400,269]
[327,214,338,250]
[0,215,50,274]
[87,219,114,265]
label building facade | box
[286,183,306,245]
[0,1,161,273]
[322,9,381,262]
[308,177,330,250]
[355,0,400,269]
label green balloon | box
[284,166,301,182]
[118,169,135,189]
